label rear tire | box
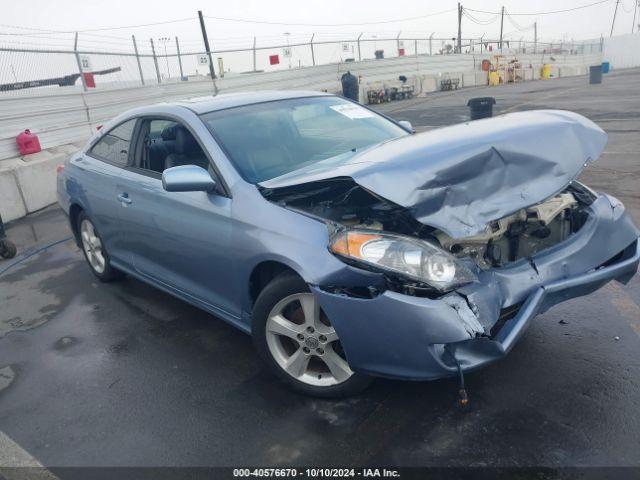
[77,211,123,282]
[252,272,373,398]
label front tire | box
[77,212,123,282]
[252,272,373,398]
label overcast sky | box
[3,0,638,47]
[1,0,638,80]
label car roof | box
[174,90,334,114]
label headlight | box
[329,229,477,291]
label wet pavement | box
[1,69,640,471]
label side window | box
[137,119,211,174]
[90,119,137,166]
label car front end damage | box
[309,191,639,380]
[258,110,640,380]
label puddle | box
[0,246,77,338]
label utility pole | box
[610,0,620,36]
[534,22,537,54]
[498,6,505,50]
[198,10,216,79]
[633,0,638,33]
[457,3,462,54]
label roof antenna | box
[445,346,469,409]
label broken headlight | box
[329,229,477,291]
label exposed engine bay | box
[435,192,588,269]
[261,177,595,272]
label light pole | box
[158,37,171,79]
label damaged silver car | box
[57,91,640,398]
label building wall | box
[603,33,640,70]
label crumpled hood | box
[259,110,607,238]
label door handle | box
[117,193,132,205]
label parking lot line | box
[0,431,58,479]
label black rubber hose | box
[0,237,72,277]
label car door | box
[79,118,138,264]
[114,117,237,319]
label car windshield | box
[200,96,408,183]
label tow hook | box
[445,346,469,409]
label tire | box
[77,211,123,282]
[252,272,373,398]
[0,239,17,259]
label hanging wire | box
[504,10,535,32]
[203,8,456,27]
[462,9,499,25]
[465,0,612,16]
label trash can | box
[341,71,359,102]
[601,61,610,73]
[467,97,496,120]
[589,65,602,84]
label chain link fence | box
[0,30,603,98]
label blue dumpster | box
[602,61,610,73]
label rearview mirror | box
[398,120,414,133]
[162,165,216,193]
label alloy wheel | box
[265,293,353,386]
[80,219,106,274]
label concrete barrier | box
[0,140,87,222]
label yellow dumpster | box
[541,64,552,79]
[488,71,500,86]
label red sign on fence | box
[398,48,405,56]
[269,55,280,65]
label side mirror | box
[398,120,414,133]
[162,165,216,193]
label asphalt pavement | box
[1,68,639,475]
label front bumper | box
[312,194,640,380]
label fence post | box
[357,33,362,61]
[396,31,401,55]
[150,38,161,83]
[131,35,145,86]
[176,36,184,80]
[73,32,88,92]
[414,39,418,56]
[429,33,434,55]
[310,34,316,66]
[252,37,257,71]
